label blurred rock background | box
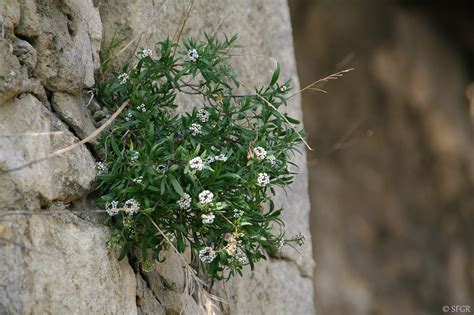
[289,0,474,314]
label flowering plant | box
[94,34,305,280]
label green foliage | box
[94,34,305,280]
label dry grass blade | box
[0,100,129,175]
[172,0,195,53]
[228,52,278,65]
[288,68,354,100]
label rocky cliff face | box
[290,1,473,314]
[0,1,314,314]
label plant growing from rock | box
[94,34,305,280]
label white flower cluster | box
[187,49,199,62]
[96,162,108,175]
[201,213,215,224]
[214,154,228,162]
[277,239,285,251]
[197,109,209,122]
[177,193,192,210]
[199,190,214,205]
[118,73,128,85]
[125,112,133,121]
[233,208,244,218]
[124,199,140,214]
[253,147,267,160]
[267,155,277,166]
[257,173,270,186]
[199,246,216,263]
[205,156,215,164]
[234,250,248,264]
[139,48,153,58]
[204,154,227,164]
[189,157,204,171]
[165,232,176,243]
[132,176,143,184]
[130,150,140,161]
[137,103,146,112]
[105,200,119,216]
[189,123,202,136]
[154,164,168,173]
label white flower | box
[177,193,192,210]
[253,147,267,160]
[214,154,227,162]
[124,199,140,214]
[197,109,210,122]
[280,85,288,93]
[201,213,215,224]
[278,239,285,251]
[189,157,204,171]
[267,155,277,166]
[199,190,214,205]
[137,103,146,112]
[130,150,140,161]
[139,48,153,58]
[199,246,216,263]
[105,200,119,216]
[205,156,215,164]
[228,135,238,141]
[189,123,202,136]
[165,232,176,243]
[95,162,108,175]
[132,176,143,184]
[257,173,270,186]
[235,250,248,264]
[154,164,168,173]
[187,49,199,62]
[125,112,133,121]
[233,208,244,218]
[118,73,129,85]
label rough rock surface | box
[0,212,136,314]
[0,0,314,314]
[0,0,126,313]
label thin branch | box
[288,68,354,100]
[1,100,129,174]
[211,10,230,36]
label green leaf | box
[270,63,280,86]
[169,175,184,196]
[111,137,122,157]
